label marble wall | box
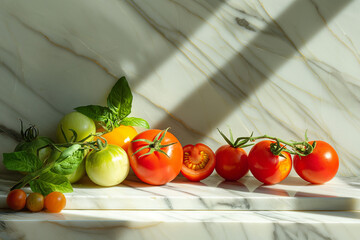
[0,0,359,176]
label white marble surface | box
[1,174,360,211]
[1,210,360,240]
[0,0,360,177]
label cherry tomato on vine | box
[181,143,215,182]
[215,145,248,181]
[56,112,96,143]
[7,189,26,211]
[294,141,339,184]
[248,140,292,185]
[44,192,66,213]
[26,192,44,212]
[96,125,137,153]
[128,128,183,185]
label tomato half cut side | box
[181,143,216,182]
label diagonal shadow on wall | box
[0,0,226,141]
[147,0,353,142]
[123,0,225,88]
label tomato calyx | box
[20,120,39,142]
[92,137,108,152]
[132,128,177,159]
[218,128,254,148]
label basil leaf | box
[107,76,133,120]
[29,171,73,195]
[51,150,85,175]
[120,117,150,129]
[3,151,43,172]
[74,105,112,122]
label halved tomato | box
[181,143,215,182]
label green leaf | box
[51,149,85,175]
[29,171,73,195]
[3,151,43,172]
[107,76,133,120]
[120,117,150,129]
[56,144,81,164]
[75,105,113,122]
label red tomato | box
[7,189,26,211]
[44,192,66,213]
[215,145,248,181]
[294,141,339,184]
[181,143,215,182]
[128,129,183,185]
[248,140,292,185]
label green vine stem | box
[10,124,111,191]
[37,131,108,158]
[218,129,316,157]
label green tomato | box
[56,112,96,143]
[86,144,129,187]
[66,157,86,183]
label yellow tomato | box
[96,125,137,153]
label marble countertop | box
[2,210,360,240]
[1,174,360,211]
[2,174,360,239]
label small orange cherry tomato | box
[44,192,66,213]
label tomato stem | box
[247,132,315,156]
[217,128,254,148]
[219,129,316,156]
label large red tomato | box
[294,141,339,184]
[181,143,215,182]
[248,140,292,185]
[215,145,248,181]
[128,129,183,185]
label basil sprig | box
[75,76,150,131]
[3,145,83,195]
